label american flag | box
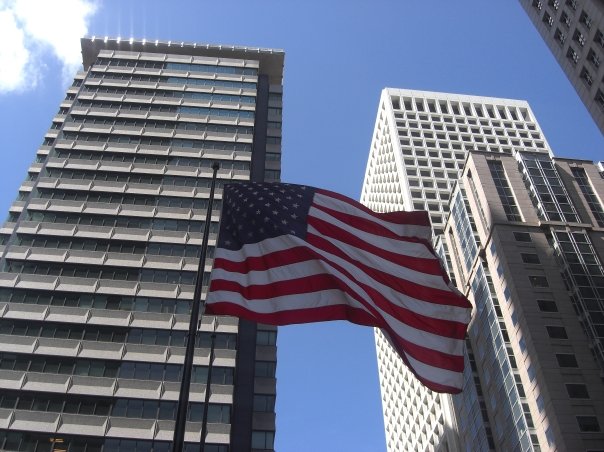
[205,182,472,393]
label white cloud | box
[0,8,33,92]
[0,0,98,93]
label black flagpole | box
[173,162,220,452]
[199,318,217,452]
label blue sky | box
[0,1,602,451]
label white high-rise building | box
[360,88,552,452]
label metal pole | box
[173,162,220,452]
[199,319,217,452]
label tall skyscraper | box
[0,37,284,451]
[519,0,604,134]
[360,88,552,451]
[443,149,604,451]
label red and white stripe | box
[206,189,472,393]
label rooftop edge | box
[81,37,285,84]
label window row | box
[95,56,258,76]
[5,260,202,285]
[0,288,192,315]
[0,352,234,384]
[405,167,455,182]
[403,157,460,170]
[83,87,256,117]
[398,122,542,140]
[400,148,465,160]
[0,319,236,349]
[87,74,257,101]
[52,149,249,170]
[16,234,209,258]
[58,131,253,150]
[392,96,531,121]
[43,168,230,189]
[24,211,219,234]
[75,99,259,118]
[66,116,254,136]
[35,187,225,210]
[0,390,231,423]
[394,111,537,133]
[0,430,227,452]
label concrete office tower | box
[520,0,604,134]
[0,37,283,451]
[360,88,552,451]
[444,150,604,451]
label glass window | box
[536,394,545,413]
[577,416,600,432]
[488,160,522,221]
[571,167,604,227]
[521,253,540,264]
[255,361,276,378]
[546,326,568,339]
[251,431,275,449]
[556,354,578,368]
[529,275,549,288]
[527,364,536,382]
[513,232,532,242]
[253,395,276,412]
[566,383,589,398]
[537,299,558,312]
[256,331,277,346]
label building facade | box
[444,150,604,451]
[519,0,604,134]
[360,88,552,451]
[0,37,284,452]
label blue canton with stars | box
[218,182,316,250]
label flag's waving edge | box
[206,182,472,394]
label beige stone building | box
[444,150,604,451]
[520,0,604,134]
